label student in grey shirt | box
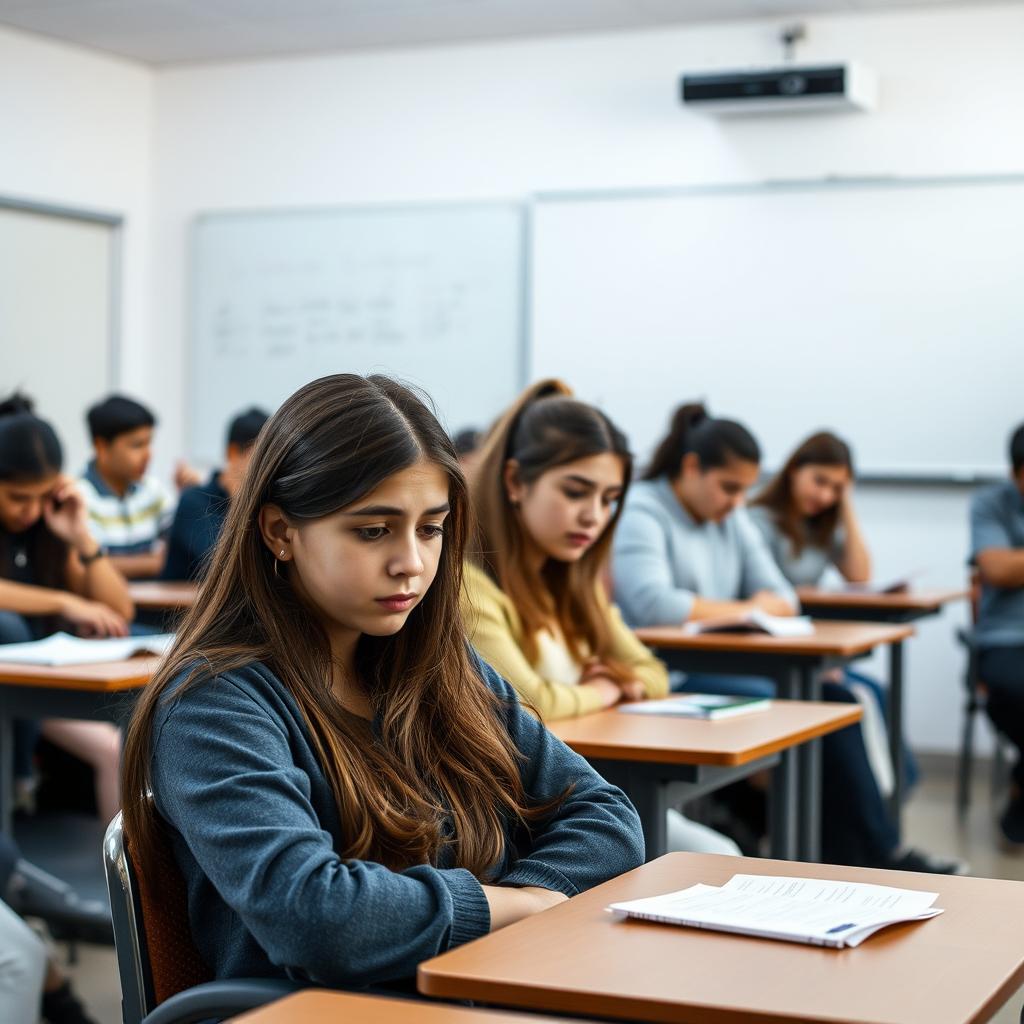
[971,422,1024,844]
[613,403,964,875]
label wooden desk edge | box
[635,622,915,656]
[556,704,862,766]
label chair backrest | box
[103,812,213,1024]
[969,567,983,625]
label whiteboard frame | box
[532,171,1024,484]
[0,194,124,390]
[188,198,530,458]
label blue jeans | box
[676,670,900,866]
[844,668,920,792]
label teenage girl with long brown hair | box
[120,374,642,989]
[463,379,739,855]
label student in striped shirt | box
[78,395,199,579]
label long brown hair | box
[123,374,553,878]
[751,431,854,556]
[469,379,633,671]
[645,401,760,481]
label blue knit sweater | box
[150,653,643,988]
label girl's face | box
[276,458,451,643]
[791,463,850,518]
[507,452,625,564]
[677,454,759,524]
[0,475,59,534]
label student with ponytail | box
[121,374,642,990]
[612,402,963,874]
[0,394,132,823]
[462,380,739,855]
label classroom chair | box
[103,812,299,1024]
[956,571,1011,820]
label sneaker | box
[999,795,1024,845]
[887,847,969,876]
[41,980,99,1024]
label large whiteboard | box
[531,177,1024,479]
[191,203,526,463]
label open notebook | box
[608,874,943,948]
[683,609,814,638]
[0,631,174,666]
[619,694,771,720]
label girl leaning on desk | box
[461,378,739,856]
[610,401,964,875]
[0,393,130,824]
[120,373,642,992]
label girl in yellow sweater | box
[463,379,739,855]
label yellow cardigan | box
[462,561,669,722]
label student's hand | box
[59,595,130,638]
[617,679,647,702]
[174,460,203,491]
[579,678,622,709]
[43,478,94,552]
[750,591,795,617]
[481,884,568,931]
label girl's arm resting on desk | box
[65,548,134,622]
[476,659,646,895]
[152,676,493,988]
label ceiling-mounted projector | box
[680,63,877,116]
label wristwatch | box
[79,544,108,566]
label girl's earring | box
[273,548,286,578]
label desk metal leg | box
[797,666,823,863]
[888,641,905,823]
[0,714,11,836]
[627,771,668,862]
[769,665,803,861]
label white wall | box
[0,24,154,461]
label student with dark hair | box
[79,394,199,579]
[161,407,270,581]
[0,395,132,825]
[971,421,1024,844]
[612,402,964,873]
[462,380,737,854]
[749,431,918,796]
[121,374,642,989]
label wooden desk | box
[633,622,913,861]
[0,657,159,834]
[797,587,968,816]
[233,990,582,1023]
[549,700,861,860]
[127,581,198,610]
[420,852,1024,1024]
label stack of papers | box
[607,874,943,948]
[0,631,174,666]
[683,610,814,638]
[619,694,771,720]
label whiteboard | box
[191,202,526,464]
[0,202,117,475]
[531,177,1024,479]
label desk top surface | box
[0,656,160,691]
[419,852,1024,1024]
[128,581,199,609]
[233,990,580,1024]
[635,619,914,656]
[548,698,862,765]
[797,586,968,613]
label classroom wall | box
[148,2,1023,755]
[0,24,154,469]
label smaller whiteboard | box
[191,202,526,463]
